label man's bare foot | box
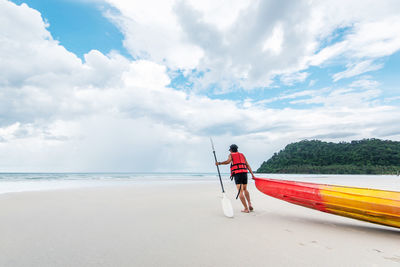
[241,209,250,213]
[249,205,254,211]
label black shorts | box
[233,172,248,185]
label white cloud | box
[349,76,380,89]
[346,16,400,59]
[289,87,383,110]
[102,0,319,89]
[103,0,400,89]
[0,1,82,87]
[280,72,309,86]
[0,1,132,125]
[103,0,204,69]
[253,88,330,106]
[384,96,400,103]
[332,60,383,82]
[262,23,284,55]
[308,7,400,80]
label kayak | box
[253,177,400,229]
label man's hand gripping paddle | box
[210,138,234,218]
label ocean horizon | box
[1,172,399,195]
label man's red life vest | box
[230,152,248,176]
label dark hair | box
[229,144,238,152]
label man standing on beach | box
[216,144,255,213]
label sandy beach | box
[0,181,399,267]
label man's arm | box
[244,157,256,178]
[216,154,232,165]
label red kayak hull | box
[253,177,400,229]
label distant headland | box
[256,139,400,175]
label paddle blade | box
[221,193,234,218]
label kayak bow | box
[253,177,400,229]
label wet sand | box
[0,181,399,266]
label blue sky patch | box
[315,26,353,54]
[11,0,130,60]
[374,51,400,97]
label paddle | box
[210,138,234,218]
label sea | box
[0,173,399,195]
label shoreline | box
[1,173,399,196]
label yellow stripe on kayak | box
[320,185,400,228]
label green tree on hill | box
[257,139,400,174]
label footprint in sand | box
[309,240,331,250]
[384,256,400,263]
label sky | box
[0,0,400,172]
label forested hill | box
[256,139,400,174]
